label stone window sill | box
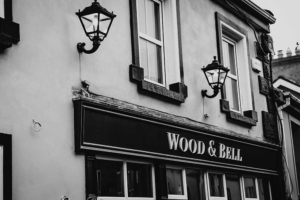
[220,99,257,126]
[130,65,188,103]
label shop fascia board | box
[72,88,280,149]
[212,0,275,33]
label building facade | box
[276,79,300,200]
[0,0,285,200]
[273,49,300,200]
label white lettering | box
[189,139,197,154]
[197,141,205,154]
[167,132,180,150]
[232,148,237,160]
[226,147,232,159]
[237,149,243,161]
[179,137,188,152]
[219,143,226,158]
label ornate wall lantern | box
[76,0,116,54]
[202,56,229,98]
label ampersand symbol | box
[208,140,217,157]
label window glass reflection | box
[167,168,184,195]
[97,160,124,197]
[258,178,270,200]
[127,163,153,197]
[209,173,224,197]
[244,177,257,198]
[226,174,241,200]
[186,169,205,200]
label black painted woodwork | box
[262,111,279,142]
[0,133,12,200]
[255,42,269,63]
[85,155,97,198]
[128,0,187,103]
[0,2,20,51]
[155,163,168,200]
[74,99,279,174]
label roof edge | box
[242,0,276,24]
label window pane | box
[186,169,205,200]
[139,38,149,79]
[127,163,153,197]
[167,168,184,195]
[226,174,241,200]
[244,177,257,198]
[146,0,161,40]
[222,40,236,75]
[258,178,271,200]
[148,42,163,84]
[97,160,124,197]
[138,0,146,34]
[209,173,224,197]
[226,78,240,111]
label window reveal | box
[222,37,240,112]
[137,0,164,85]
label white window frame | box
[206,172,228,200]
[222,36,242,112]
[288,116,300,196]
[166,165,188,200]
[241,176,259,200]
[221,21,252,113]
[0,0,4,18]
[95,156,156,200]
[136,0,166,87]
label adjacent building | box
[0,0,286,200]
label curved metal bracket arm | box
[201,87,220,98]
[77,40,100,54]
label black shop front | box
[73,99,283,200]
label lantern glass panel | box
[99,13,112,35]
[82,13,100,39]
[219,70,227,86]
[205,69,219,88]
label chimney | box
[287,47,292,57]
[296,42,300,56]
[277,50,284,58]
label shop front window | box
[88,157,272,200]
[186,169,206,200]
[127,162,153,197]
[243,177,257,199]
[97,160,124,197]
[167,168,184,195]
[94,158,155,200]
[226,174,241,200]
[208,173,225,197]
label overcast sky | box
[251,0,300,57]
